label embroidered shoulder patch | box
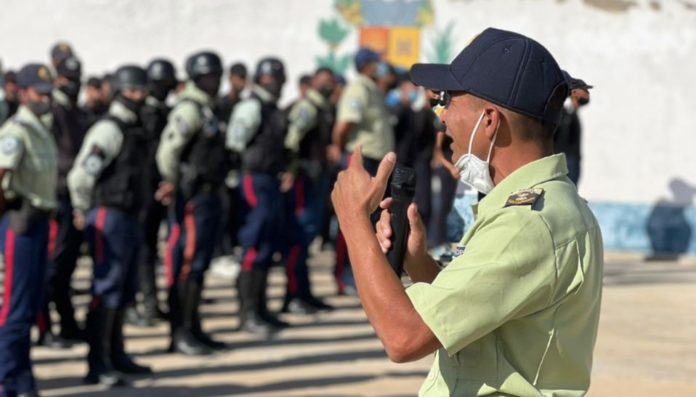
[504,188,544,207]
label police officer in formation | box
[125,58,178,326]
[67,65,152,386]
[155,50,228,355]
[0,46,355,395]
[283,66,337,313]
[0,63,58,397]
[38,54,87,346]
[227,57,299,337]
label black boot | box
[282,292,334,314]
[83,307,126,387]
[111,310,152,374]
[172,281,213,356]
[190,279,227,351]
[167,284,181,353]
[237,271,278,338]
[258,271,289,328]
[139,256,165,323]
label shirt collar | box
[476,153,569,217]
[52,88,73,108]
[306,89,329,109]
[356,73,378,91]
[251,85,277,104]
[16,105,50,133]
[181,81,214,107]
[108,100,138,123]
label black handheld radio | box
[386,165,416,277]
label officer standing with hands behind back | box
[0,63,58,397]
[68,65,153,386]
[331,28,604,396]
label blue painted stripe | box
[447,195,695,255]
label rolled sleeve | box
[406,209,557,356]
[0,133,24,170]
[337,84,367,124]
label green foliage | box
[428,21,456,64]
[319,18,350,47]
[316,52,353,75]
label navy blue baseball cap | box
[16,63,54,94]
[410,27,568,124]
[354,47,381,70]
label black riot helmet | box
[254,57,286,85]
[186,51,223,79]
[147,58,177,84]
[147,58,177,101]
[112,65,148,93]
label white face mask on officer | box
[453,110,499,194]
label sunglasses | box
[429,90,466,108]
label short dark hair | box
[86,76,102,88]
[513,85,567,142]
[229,63,247,79]
[4,70,16,83]
[299,74,311,86]
[314,67,335,78]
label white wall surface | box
[1,0,695,205]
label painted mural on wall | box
[316,0,456,74]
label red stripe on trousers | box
[164,224,181,288]
[0,229,16,327]
[241,248,257,272]
[295,178,305,217]
[243,175,257,208]
[286,245,301,295]
[48,219,58,260]
[179,202,196,283]
[95,208,107,265]
[335,230,346,293]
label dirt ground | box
[31,250,696,397]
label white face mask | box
[453,111,498,194]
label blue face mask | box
[386,89,400,108]
[408,90,418,104]
[375,62,390,79]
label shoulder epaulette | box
[504,188,544,208]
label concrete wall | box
[1,0,695,253]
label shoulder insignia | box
[504,188,544,207]
[0,135,21,155]
[82,145,107,176]
[175,116,191,136]
[349,99,362,112]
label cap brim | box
[409,63,464,92]
[34,83,54,95]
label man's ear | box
[483,106,501,140]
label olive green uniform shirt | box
[156,82,215,184]
[336,74,394,160]
[285,88,329,153]
[226,85,275,153]
[67,100,137,212]
[0,105,58,211]
[406,154,603,397]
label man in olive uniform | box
[332,28,604,396]
[282,67,337,314]
[0,63,58,397]
[37,55,87,346]
[226,57,298,337]
[68,65,153,386]
[155,51,227,356]
[124,58,178,327]
[328,48,394,295]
